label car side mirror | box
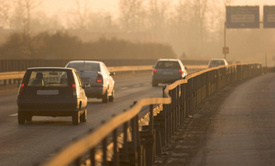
[110,72,115,76]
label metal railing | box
[0,65,206,86]
[40,63,262,166]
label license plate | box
[162,71,173,75]
[37,90,59,95]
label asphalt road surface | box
[0,74,163,166]
[161,72,275,166]
[0,66,202,166]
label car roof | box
[157,59,180,62]
[209,58,227,61]
[27,67,75,71]
[67,60,102,64]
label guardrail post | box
[162,103,168,146]
[183,83,187,121]
[112,128,118,166]
[170,90,175,137]
[154,111,164,156]
[89,148,96,166]
[176,85,181,129]
[140,104,156,166]
[102,137,107,166]
[120,121,130,165]
[129,115,139,166]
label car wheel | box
[152,81,158,87]
[109,90,114,102]
[26,115,33,122]
[102,90,109,103]
[72,111,80,125]
[80,109,87,122]
[18,111,25,125]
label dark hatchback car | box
[17,67,88,125]
[152,59,188,86]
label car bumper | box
[152,75,183,83]
[84,86,106,98]
[17,98,80,115]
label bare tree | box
[147,0,169,35]
[0,0,11,29]
[67,0,90,30]
[11,0,41,34]
[119,0,145,33]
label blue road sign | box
[226,6,260,28]
[264,6,275,28]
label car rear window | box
[67,62,99,72]
[155,61,181,69]
[209,60,225,67]
[27,70,69,87]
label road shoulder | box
[154,83,238,166]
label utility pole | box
[265,53,268,68]
[224,22,227,59]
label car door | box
[101,63,114,93]
[72,70,87,109]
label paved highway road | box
[163,73,275,166]
[0,75,164,166]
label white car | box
[208,58,228,68]
[65,60,115,103]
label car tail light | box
[96,74,103,83]
[153,69,157,74]
[72,84,77,96]
[18,83,24,95]
[179,70,184,75]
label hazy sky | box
[39,0,275,17]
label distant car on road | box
[152,59,188,87]
[65,60,115,103]
[17,67,88,125]
[208,58,228,68]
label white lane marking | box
[10,113,18,117]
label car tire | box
[152,81,158,87]
[109,90,114,102]
[80,109,87,122]
[72,111,80,125]
[18,111,25,125]
[102,90,109,103]
[26,115,33,122]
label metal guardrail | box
[39,63,262,166]
[0,65,207,86]
[0,66,153,86]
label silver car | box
[65,61,115,103]
[208,58,228,68]
[152,59,188,87]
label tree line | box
[0,31,176,60]
[0,0,232,59]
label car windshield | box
[156,61,181,69]
[27,70,68,87]
[67,62,99,72]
